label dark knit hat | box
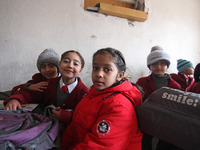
[147,46,170,68]
[177,59,194,73]
[194,63,200,82]
[36,48,60,71]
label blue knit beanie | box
[177,59,193,73]
[147,46,170,68]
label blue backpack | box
[0,110,59,150]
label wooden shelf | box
[84,0,148,22]
[84,0,134,10]
[98,3,147,22]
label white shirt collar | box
[59,77,78,94]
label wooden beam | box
[84,0,134,10]
[98,2,147,22]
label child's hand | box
[28,81,48,92]
[4,99,22,110]
[51,109,61,120]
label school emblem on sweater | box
[96,120,110,136]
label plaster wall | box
[0,0,200,91]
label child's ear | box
[79,68,83,73]
[117,71,125,81]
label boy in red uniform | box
[171,59,194,91]
[136,46,182,150]
[11,48,60,94]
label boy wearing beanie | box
[37,48,60,73]
[11,48,60,94]
[171,59,194,91]
[136,46,182,150]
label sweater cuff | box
[59,109,73,126]
[3,94,25,106]
[23,83,33,90]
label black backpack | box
[136,87,200,150]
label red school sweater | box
[11,73,47,94]
[170,72,194,91]
[136,74,182,101]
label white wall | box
[0,0,200,91]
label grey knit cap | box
[36,48,60,71]
[147,46,170,68]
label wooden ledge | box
[98,3,147,22]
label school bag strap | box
[43,104,58,116]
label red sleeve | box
[59,109,73,126]
[11,84,27,95]
[4,90,43,105]
[11,73,46,94]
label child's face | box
[92,54,124,90]
[40,62,58,79]
[183,67,194,76]
[150,60,168,76]
[59,52,83,83]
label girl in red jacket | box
[61,47,143,150]
[4,50,89,127]
[11,48,60,94]
[136,46,182,150]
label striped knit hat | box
[177,59,193,73]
